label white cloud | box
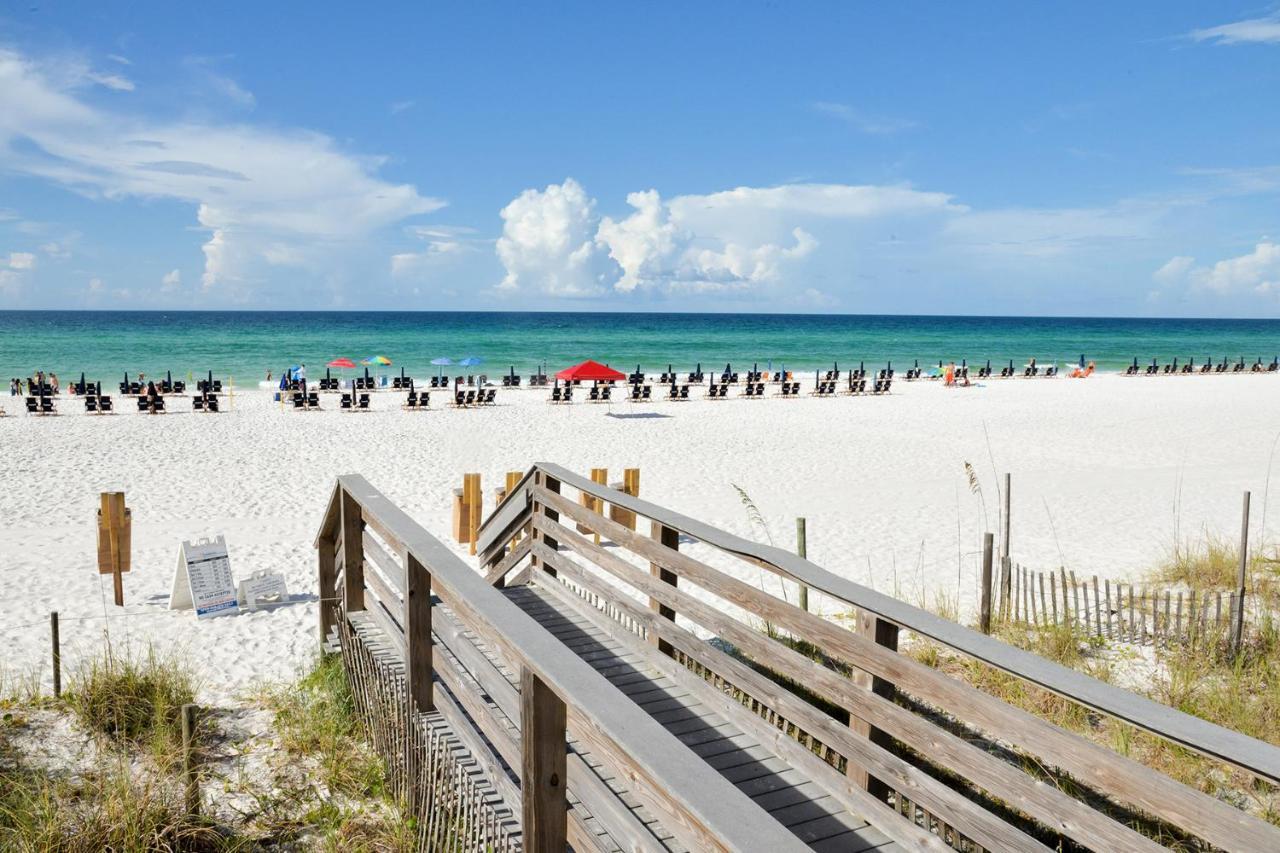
[107,54,132,66]
[86,71,135,91]
[87,277,103,292]
[1153,255,1194,284]
[1152,242,1280,297]
[810,101,920,135]
[390,100,415,115]
[161,268,181,290]
[1190,15,1280,45]
[498,180,956,298]
[6,251,35,269]
[0,48,442,296]
[495,179,616,296]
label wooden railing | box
[316,473,809,853]
[478,463,1280,852]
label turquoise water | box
[2,311,1278,382]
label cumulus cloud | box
[498,180,956,298]
[1153,242,1280,296]
[161,269,181,290]
[1190,14,1280,45]
[496,179,617,296]
[0,48,442,297]
[6,251,35,269]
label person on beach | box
[146,380,157,399]
[298,364,306,382]
[9,378,17,396]
[50,373,59,394]
[944,362,955,386]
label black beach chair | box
[84,396,98,413]
[358,394,371,410]
[99,394,113,412]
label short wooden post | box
[796,517,809,612]
[465,473,482,556]
[999,473,1012,616]
[521,667,567,853]
[50,611,61,698]
[318,533,337,646]
[1230,491,1251,656]
[341,488,365,612]
[505,470,523,495]
[849,611,898,800]
[650,521,679,655]
[979,532,993,634]
[181,703,200,815]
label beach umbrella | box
[555,360,624,383]
[458,356,482,367]
[370,355,392,366]
[430,356,452,379]
[327,357,356,369]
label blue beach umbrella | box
[430,356,452,379]
[458,355,482,385]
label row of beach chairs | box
[550,378,892,403]
[1123,358,1278,376]
[452,389,497,407]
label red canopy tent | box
[555,360,625,382]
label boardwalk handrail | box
[531,462,1280,786]
[318,473,809,853]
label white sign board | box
[237,570,288,610]
[169,536,239,618]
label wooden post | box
[318,533,337,646]
[465,473,482,556]
[979,532,993,634]
[796,517,809,613]
[505,470,523,496]
[1231,491,1251,656]
[849,611,898,800]
[50,611,61,698]
[405,552,433,713]
[521,667,567,853]
[341,488,365,612]
[181,703,200,815]
[650,521,679,655]
[608,468,640,531]
[99,491,129,607]
[999,473,1012,617]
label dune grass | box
[65,643,200,761]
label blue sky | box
[1,3,1279,315]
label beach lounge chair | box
[204,396,216,413]
[453,391,468,407]
[999,362,1015,378]
[629,384,643,401]
[24,397,37,414]
[292,393,305,409]
[588,386,600,402]
[358,394,370,410]
[1269,358,1279,373]
[404,391,418,409]
[136,396,149,412]
[872,378,892,395]
[550,387,564,404]
[307,392,321,409]
[600,386,612,402]
[340,393,353,410]
[1181,360,1194,374]
[1232,359,1245,373]
[84,396,98,413]
[192,396,205,412]
[482,389,496,405]
[744,383,759,399]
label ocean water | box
[1,311,1278,382]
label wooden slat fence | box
[1005,563,1275,646]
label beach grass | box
[66,643,199,760]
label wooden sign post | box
[97,492,131,607]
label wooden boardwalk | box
[503,582,895,851]
[317,467,1280,852]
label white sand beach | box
[1,373,1276,701]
